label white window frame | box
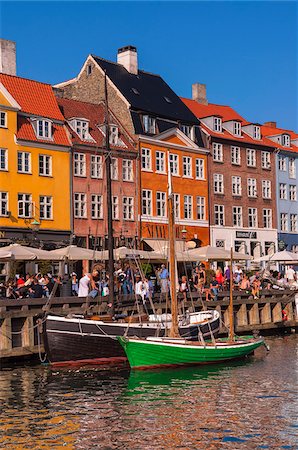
[182,156,192,178]
[37,119,52,139]
[253,126,261,140]
[195,158,205,179]
[196,196,205,220]
[0,148,8,171]
[248,207,258,228]
[289,158,296,179]
[143,115,156,134]
[212,143,223,162]
[123,196,134,220]
[156,151,166,173]
[180,124,192,138]
[282,134,290,147]
[231,146,241,165]
[122,159,133,181]
[111,158,118,180]
[214,204,225,226]
[109,125,119,145]
[278,155,287,172]
[214,117,222,132]
[246,148,256,167]
[214,173,224,194]
[73,152,86,177]
[261,151,271,169]
[233,121,241,136]
[174,193,180,219]
[18,193,33,218]
[247,178,257,198]
[0,192,8,217]
[112,196,119,220]
[169,153,179,176]
[280,213,288,232]
[74,193,87,218]
[184,195,193,219]
[232,176,242,196]
[233,206,243,227]
[90,155,103,179]
[263,209,272,229]
[289,185,297,201]
[39,154,52,176]
[0,111,7,128]
[141,147,152,171]
[279,183,287,200]
[262,180,271,199]
[142,190,152,216]
[290,214,297,232]
[156,191,166,218]
[75,119,89,140]
[39,195,53,220]
[91,194,103,219]
[17,151,31,174]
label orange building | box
[139,128,209,250]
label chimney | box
[192,83,208,105]
[117,46,138,75]
[264,121,277,128]
[0,39,16,75]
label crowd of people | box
[1,273,63,299]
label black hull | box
[44,315,220,365]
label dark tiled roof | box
[92,56,199,124]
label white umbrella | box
[0,243,52,260]
[182,245,251,261]
[98,246,165,261]
[255,250,298,263]
[0,249,12,260]
[49,245,104,261]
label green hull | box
[117,336,265,370]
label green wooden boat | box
[117,335,265,370]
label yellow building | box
[0,74,71,247]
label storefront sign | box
[236,231,257,239]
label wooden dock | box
[0,290,297,362]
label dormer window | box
[282,134,290,147]
[143,115,156,134]
[180,124,192,139]
[32,118,52,139]
[253,125,261,140]
[109,125,119,145]
[233,121,241,136]
[214,117,222,132]
[75,120,89,140]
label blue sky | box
[0,1,297,130]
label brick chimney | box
[264,121,277,128]
[192,83,208,105]
[0,39,16,75]
[117,46,138,75]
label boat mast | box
[228,247,235,341]
[104,72,115,310]
[168,157,179,338]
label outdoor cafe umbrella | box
[48,245,104,261]
[98,246,165,261]
[0,243,52,260]
[0,249,12,260]
[254,250,298,263]
[183,245,251,262]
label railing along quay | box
[0,289,297,362]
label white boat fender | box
[263,341,270,352]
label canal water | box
[0,335,297,449]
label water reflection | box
[0,335,297,449]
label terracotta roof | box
[261,125,298,153]
[0,73,64,121]
[57,97,135,151]
[17,116,70,147]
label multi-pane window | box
[37,120,51,139]
[232,176,242,196]
[143,115,156,134]
[289,185,297,201]
[183,156,192,177]
[233,122,241,136]
[214,174,224,194]
[0,111,7,128]
[231,146,241,165]
[214,205,225,226]
[248,208,258,228]
[214,117,222,132]
[246,149,256,167]
[18,193,32,218]
[261,151,271,169]
[17,151,31,173]
[142,190,152,216]
[290,214,298,232]
[75,120,89,140]
[180,124,192,138]
[212,143,223,162]
[278,155,287,171]
[263,209,272,228]
[111,158,118,180]
[74,193,87,218]
[156,192,166,217]
[74,153,86,177]
[174,193,180,219]
[247,178,257,197]
[233,206,243,227]
[169,154,179,175]
[91,194,103,219]
[279,183,287,200]
[282,134,290,147]
[141,148,151,170]
[39,196,52,219]
[156,151,165,173]
[262,180,271,199]
[0,149,8,171]
[195,158,204,179]
[184,195,192,219]
[280,213,288,231]
[112,196,119,219]
[91,155,103,179]
[289,158,296,179]
[123,159,133,181]
[196,196,205,220]
[123,197,134,220]
[109,126,119,145]
[39,155,52,176]
[253,126,261,140]
[0,192,8,216]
